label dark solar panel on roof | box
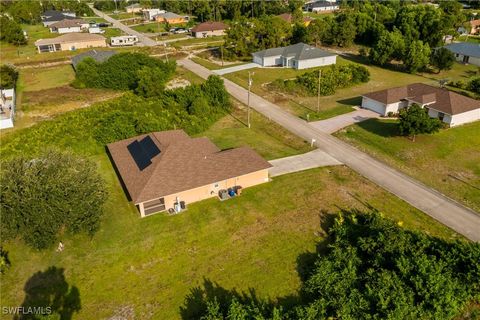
[127,136,161,171]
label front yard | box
[335,119,480,213]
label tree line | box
[184,211,480,319]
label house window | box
[438,112,445,121]
[144,198,166,215]
[213,183,219,188]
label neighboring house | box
[41,10,76,27]
[71,49,117,70]
[153,12,188,24]
[110,35,139,46]
[143,8,165,21]
[107,130,272,217]
[89,27,105,34]
[444,42,480,66]
[35,33,107,53]
[252,42,337,69]
[457,26,468,35]
[0,89,15,129]
[304,0,340,12]
[361,83,480,127]
[470,19,480,34]
[126,3,143,13]
[277,13,313,26]
[191,21,227,38]
[49,19,89,33]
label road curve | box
[89,5,157,47]
[179,58,480,242]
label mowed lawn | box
[336,119,480,213]
[1,161,459,319]
[223,56,479,121]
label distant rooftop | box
[444,42,480,58]
[71,50,117,70]
[252,43,336,61]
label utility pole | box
[164,42,169,62]
[317,69,321,113]
[220,45,224,67]
[247,71,254,128]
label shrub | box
[275,64,370,96]
[0,64,19,89]
[468,77,480,94]
[398,104,442,141]
[0,16,26,45]
[0,151,108,249]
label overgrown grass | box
[131,22,164,33]
[335,119,480,212]
[20,64,75,92]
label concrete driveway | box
[309,108,380,133]
[89,5,158,47]
[269,149,342,177]
[214,63,258,75]
[179,58,480,242]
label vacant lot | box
[21,64,75,92]
[1,162,457,319]
[131,22,164,33]
[336,119,480,212]
[224,56,479,121]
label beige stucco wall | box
[59,39,107,51]
[193,29,225,38]
[137,169,269,217]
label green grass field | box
[335,119,480,213]
[172,36,224,48]
[103,27,124,40]
[20,64,75,92]
[131,22,165,33]
[223,56,479,121]
[1,161,458,319]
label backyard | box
[336,119,480,213]
[223,56,479,121]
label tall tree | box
[431,47,455,73]
[404,40,431,73]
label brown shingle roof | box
[107,130,272,204]
[50,18,86,28]
[363,83,480,115]
[470,19,480,27]
[191,21,227,32]
[35,33,106,46]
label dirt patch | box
[22,86,119,107]
[166,77,191,90]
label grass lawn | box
[131,22,165,33]
[171,36,224,48]
[109,12,142,20]
[0,162,459,319]
[335,119,480,213]
[103,27,124,40]
[223,56,479,121]
[457,35,480,44]
[20,64,75,92]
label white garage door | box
[362,97,386,116]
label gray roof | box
[252,43,336,61]
[444,42,480,58]
[71,50,117,70]
[154,12,183,19]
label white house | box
[361,83,480,127]
[304,0,339,12]
[444,42,480,67]
[252,43,337,70]
[0,89,15,129]
[49,19,89,34]
[110,35,139,46]
[191,21,227,38]
[142,8,165,21]
[41,10,76,27]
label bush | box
[0,16,27,45]
[398,104,442,141]
[74,53,176,91]
[0,151,108,249]
[0,64,19,89]
[275,63,370,96]
[468,77,480,94]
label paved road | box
[179,59,480,242]
[214,63,259,75]
[89,5,158,47]
[269,150,342,177]
[310,108,379,134]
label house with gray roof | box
[252,43,337,70]
[71,50,117,70]
[444,42,480,66]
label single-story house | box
[304,0,340,13]
[252,42,337,69]
[361,83,480,127]
[0,88,15,129]
[89,27,105,34]
[107,130,272,217]
[277,13,313,26]
[153,12,188,24]
[191,21,227,38]
[126,3,143,13]
[49,19,89,34]
[35,33,107,53]
[71,49,117,70]
[143,8,165,21]
[41,10,76,27]
[444,42,480,66]
[110,35,139,46]
[470,19,480,34]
